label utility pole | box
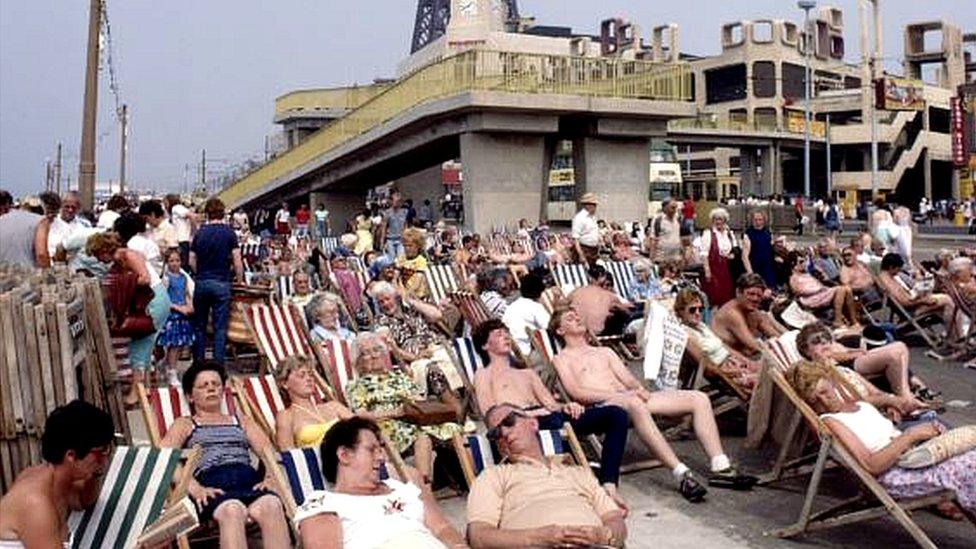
[78,0,101,211]
[200,149,207,192]
[798,0,816,199]
[870,57,879,199]
[119,104,128,193]
[826,114,832,197]
[182,163,189,195]
[46,160,53,192]
[54,142,62,195]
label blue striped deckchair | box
[451,336,484,382]
[320,237,339,255]
[424,264,459,304]
[452,425,587,487]
[552,263,588,295]
[68,446,194,549]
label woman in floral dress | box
[344,332,461,484]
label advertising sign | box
[875,77,925,111]
[952,96,967,167]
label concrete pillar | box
[311,190,366,236]
[459,132,547,233]
[773,142,784,194]
[760,146,775,195]
[739,147,759,197]
[578,136,651,223]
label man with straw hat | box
[572,192,601,266]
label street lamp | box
[798,0,816,199]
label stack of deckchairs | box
[0,266,127,492]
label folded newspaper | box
[136,497,199,547]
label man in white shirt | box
[647,199,682,262]
[47,191,92,260]
[165,194,194,265]
[139,199,177,251]
[275,203,291,235]
[571,192,601,265]
[501,272,551,356]
[313,203,330,238]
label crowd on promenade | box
[1,185,976,548]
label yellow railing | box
[219,49,693,208]
[669,116,827,137]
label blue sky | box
[1,0,973,197]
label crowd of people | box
[1,185,975,548]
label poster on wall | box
[875,77,925,111]
[952,96,967,167]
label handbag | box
[401,400,459,426]
[114,314,156,339]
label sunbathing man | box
[0,401,114,547]
[550,307,757,503]
[472,319,631,510]
[466,403,627,548]
[568,264,635,336]
[712,273,786,357]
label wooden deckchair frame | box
[765,366,965,548]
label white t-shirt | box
[314,209,329,222]
[502,297,552,356]
[276,208,291,224]
[294,480,444,549]
[96,209,120,230]
[571,209,600,247]
[128,233,163,278]
[170,204,192,243]
[47,216,92,257]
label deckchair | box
[136,383,237,447]
[450,290,493,332]
[424,264,460,304]
[232,373,333,439]
[241,302,314,372]
[312,338,358,406]
[552,263,589,295]
[528,328,662,473]
[320,237,339,255]
[452,423,588,487]
[274,274,294,303]
[598,259,636,301]
[67,445,200,549]
[766,365,965,548]
[539,285,565,315]
[881,291,946,351]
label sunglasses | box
[685,306,702,314]
[486,410,526,441]
[807,333,833,346]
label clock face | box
[458,0,478,16]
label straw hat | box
[579,193,600,205]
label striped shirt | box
[185,417,251,475]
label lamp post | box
[798,0,816,199]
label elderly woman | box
[274,355,353,450]
[293,417,465,548]
[699,208,738,308]
[876,253,955,334]
[788,326,975,517]
[289,270,315,309]
[344,332,462,483]
[788,250,860,327]
[741,210,778,289]
[161,361,290,548]
[87,231,171,404]
[674,288,760,393]
[309,292,355,343]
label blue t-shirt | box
[191,223,238,281]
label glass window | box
[753,61,776,98]
[705,64,747,104]
[782,63,806,100]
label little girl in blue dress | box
[158,249,195,386]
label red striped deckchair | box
[242,302,313,371]
[137,384,236,446]
[67,446,197,549]
[233,374,332,438]
[313,339,358,406]
[450,290,493,332]
[424,264,459,304]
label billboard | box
[951,96,967,167]
[875,77,925,111]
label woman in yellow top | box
[395,227,430,301]
[274,356,354,450]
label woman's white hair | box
[368,280,397,299]
[709,207,730,221]
[948,256,973,275]
[313,292,342,316]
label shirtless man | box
[471,318,630,509]
[568,265,634,336]
[839,246,880,301]
[711,273,785,357]
[549,308,756,503]
[0,401,114,548]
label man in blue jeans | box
[189,198,243,363]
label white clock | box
[458,0,478,17]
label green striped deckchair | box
[67,446,188,549]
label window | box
[753,61,776,98]
[705,64,747,104]
[782,63,806,101]
[547,185,575,202]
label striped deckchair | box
[552,263,588,295]
[313,339,357,406]
[424,264,459,304]
[275,275,294,303]
[242,302,314,371]
[67,446,194,549]
[452,424,587,487]
[136,384,236,446]
[320,237,339,255]
[539,286,565,315]
[451,336,484,383]
[450,291,493,331]
[598,260,636,301]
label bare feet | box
[603,484,629,518]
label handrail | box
[218,49,693,208]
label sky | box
[1,0,973,197]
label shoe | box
[708,467,758,490]
[678,472,707,503]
